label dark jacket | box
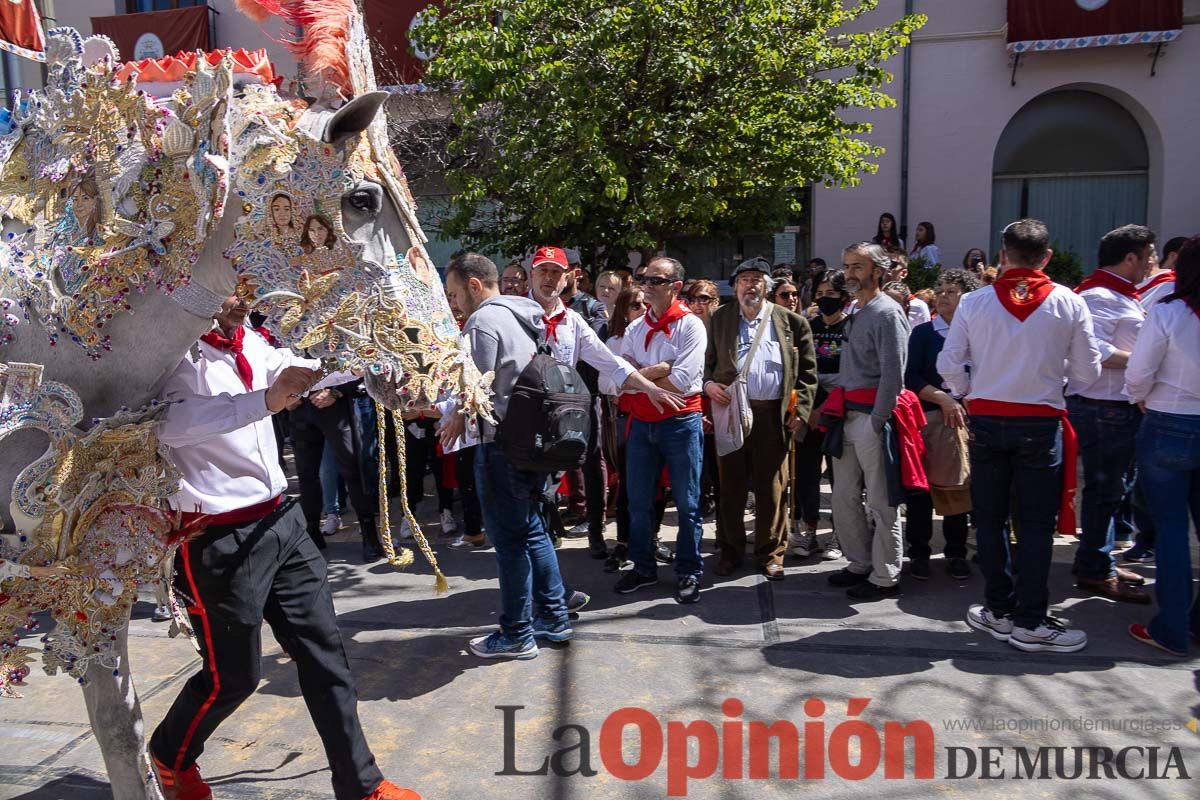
[704,301,818,435]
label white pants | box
[831,411,903,587]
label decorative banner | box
[91,5,210,63]
[0,0,45,62]
[1007,0,1183,53]
[363,0,442,85]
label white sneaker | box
[320,513,342,536]
[821,533,843,561]
[966,604,1014,641]
[789,523,819,558]
[152,605,172,623]
[440,509,457,534]
[399,518,414,540]
[1008,617,1087,653]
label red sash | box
[175,495,282,540]
[1075,269,1141,301]
[967,400,1078,536]
[624,392,703,423]
[993,268,1056,322]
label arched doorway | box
[991,89,1148,271]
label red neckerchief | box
[993,268,1056,322]
[1140,270,1176,292]
[642,298,690,350]
[542,308,567,342]
[1075,269,1141,301]
[200,326,254,391]
[252,325,279,347]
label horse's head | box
[223,89,491,414]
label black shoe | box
[675,575,701,604]
[827,567,870,587]
[589,542,609,559]
[362,538,383,563]
[566,590,590,613]
[908,557,930,581]
[614,570,658,594]
[947,557,971,580]
[654,541,675,564]
[847,581,901,601]
[604,544,631,573]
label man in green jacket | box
[704,257,818,580]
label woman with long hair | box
[910,221,940,268]
[873,212,903,252]
[1125,236,1200,656]
[771,278,800,313]
[268,192,298,243]
[685,279,722,521]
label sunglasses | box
[635,275,675,287]
[689,294,717,304]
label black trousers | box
[905,489,969,560]
[455,446,483,537]
[291,398,377,543]
[150,502,382,800]
[583,400,607,550]
[794,426,828,525]
[404,418,453,514]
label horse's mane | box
[235,0,356,97]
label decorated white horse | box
[0,3,487,797]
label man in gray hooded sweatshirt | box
[440,253,574,660]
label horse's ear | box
[323,91,389,147]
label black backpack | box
[496,316,593,472]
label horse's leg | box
[80,623,165,800]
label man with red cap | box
[939,218,1102,654]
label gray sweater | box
[837,292,909,427]
[463,294,545,441]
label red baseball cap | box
[531,245,569,270]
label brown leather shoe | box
[1114,566,1146,586]
[714,558,740,577]
[1076,575,1150,604]
[761,563,785,581]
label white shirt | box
[1125,300,1200,415]
[937,284,1102,410]
[157,325,320,514]
[1139,275,1176,309]
[736,302,783,401]
[911,243,941,268]
[616,307,707,395]
[907,296,931,329]
[543,299,636,389]
[1068,272,1145,401]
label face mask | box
[816,296,844,316]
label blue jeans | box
[320,446,341,516]
[1067,396,1142,580]
[1137,410,1200,653]
[626,412,704,580]
[474,442,567,644]
[351,394,380,506]
[969,416,1064,630]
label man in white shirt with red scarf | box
[1068,225,1156,604]
[149,293,418,800]
[611,257,709,604]
[938,218,1102,655]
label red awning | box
[1007,0,1183,53]
[363,0,441,85]
[0,0,45,62]
[92,5,211,63]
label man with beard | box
[704,257,817,581]
[825,243,911,601]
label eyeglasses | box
[635,275,675,287]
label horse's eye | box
[347,189,379,213]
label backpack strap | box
[496,302,553,355]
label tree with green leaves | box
[414,0,925,262]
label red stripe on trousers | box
[174,542,221,771]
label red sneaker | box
[363,779,423,800]
[152,755,213,800]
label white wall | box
[813,0,1200,267]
